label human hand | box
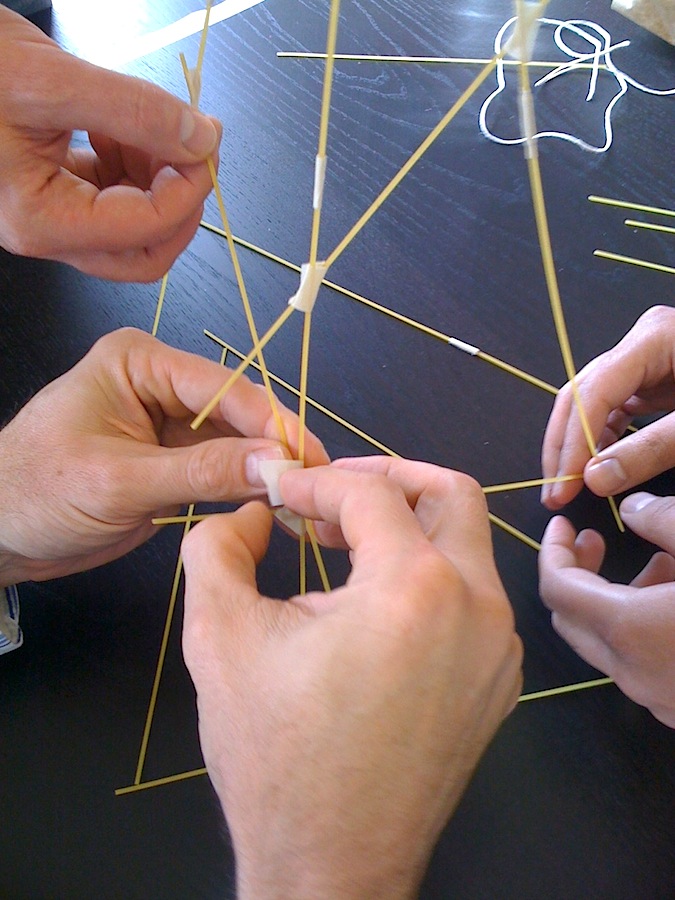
[0,7,220,281]
[182,457,522,900]
[541,306,675,510]
[0,327,326,586]
[539,505,675,728]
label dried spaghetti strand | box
[518,677,613,703]
[594,250,675,276]
[326,54,501,267]
[516,50,623,531]
[588,195,675,218]
[191,305,295,430]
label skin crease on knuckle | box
[185,441,243,499]
[76,454,136,521]
[433,469,486,514]
[128,79,172,151]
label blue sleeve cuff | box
[0,585,23,655]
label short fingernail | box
[180,110,218,156]
[620,491,657,516]
[587,457,627,494]
[245,447,287,487]
[542,478,564,507]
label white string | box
[479,16,675,155]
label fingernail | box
[245,447,287,487]
[620,491,657,516]
[542,478,564,508]
[587,457,628,494]
[180,109,218,156]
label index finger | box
[543,307,675,509]
[26,159,213,257]
[10,38,219,164]
[538,515,618,625]
[85,329,328,467]
[281,458,501,589]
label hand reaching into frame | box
[0,327,327,587]
[182,457,523,900]
[0,7,220,282]
[541,306,675,510]
[539,305,675,728]
[539,507,675,728]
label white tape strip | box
[289,262,329,313]
[504,0,545,62]
[313,155,327,209]
[519,89,538,158]
[258,459,303,507]
[274,506,305,537]
[448,337,480,356]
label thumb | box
[620,492,675,555]
[584,414,675,498]
[135,440,290,509]
[182,503,273,676]
[39,51,219,161]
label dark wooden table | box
[1,1,674,896]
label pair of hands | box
[182,457,522,898]
[0,12,523,887]
[0,327,327,585]
[0,328,522,897]
[0,6,219,281]
[540,305,675,728]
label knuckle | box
[181,518,231,590]
[181,604,211,673]
[85,459,128,509]
[453,470,488,511]
[435,467,484,502]
[91,326,144,354]
[636,304,674,332]
[186,444,238,498]
[180,523,201,564]
[129,79,170,143]
[181,516,220,560]
[186,441,234,498]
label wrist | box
[237,869,421,900]
[234,838,424,900]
